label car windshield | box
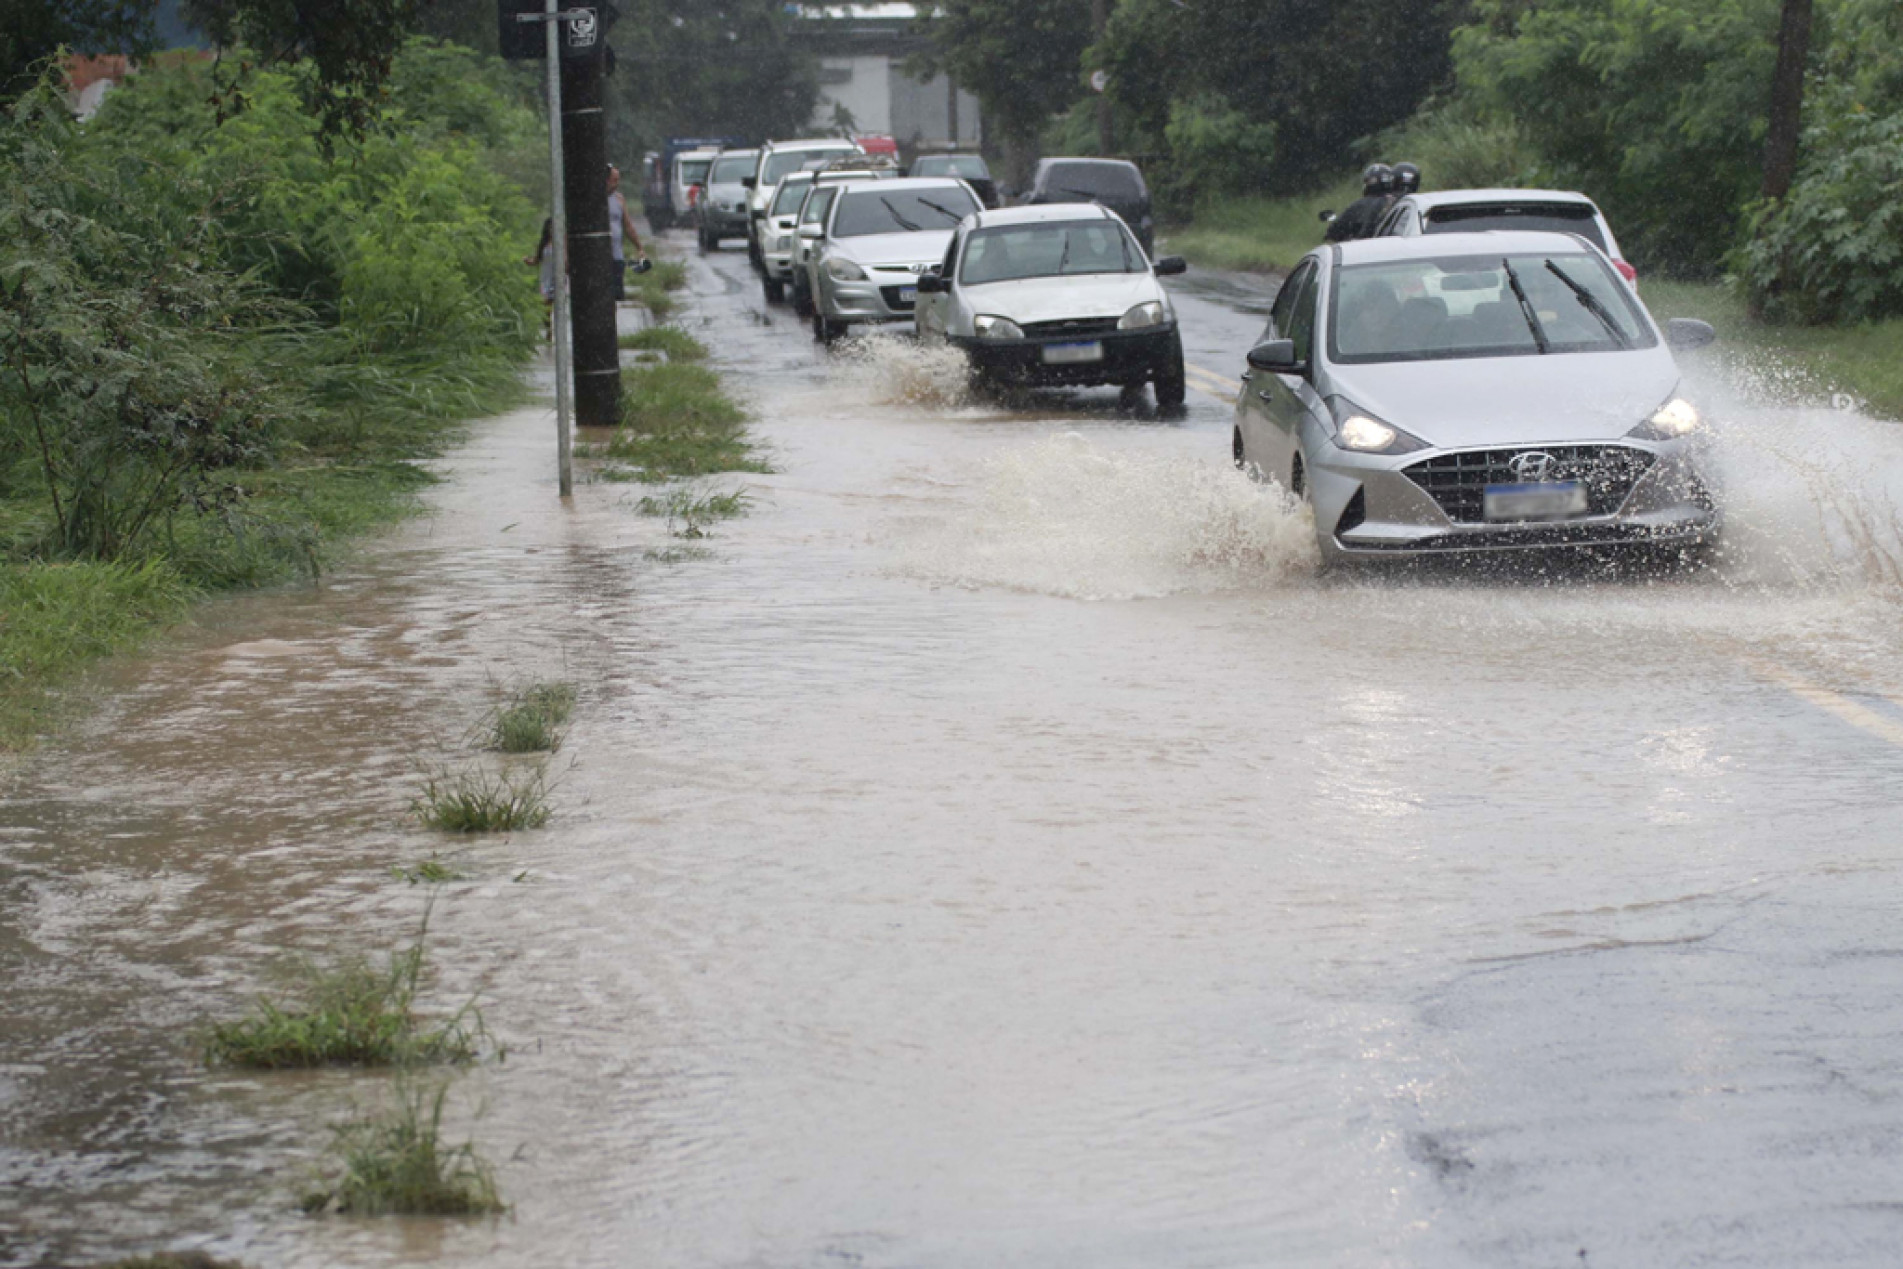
[1041,160,1143,200]
[1329,252,1656,364]
[915,156,989,179]
[1424,204,1607,251]
[960,220,1143,285]
[678,159,711,184]
[771,179,814,216]
[764,147,856,185]
[832,188,977,237]
[710,154,755,184]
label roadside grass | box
[0,560,193,749]
[202,931,487,1070]
[618,325,707,361]
[302,1081,504,1217]
[582,362,771,484]
[1643,280,1903,422]
[1161,177,1358,276]
[484,681,576,753]
[415,763,551,832]
[628,258,690,320]
[636,488,751,538]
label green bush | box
[1737,98,1903,323]
[1159,94,1277,212]
[1376,96,1536,192]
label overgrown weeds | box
[618,325,707,361]
[415,763,551,832]
[635,488,751,538]
[483,681,575,753]
[203,927,487,1070]
[627,258,689,318]
[585,362,769,483]
[302,1081,504,1217]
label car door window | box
[938,233,960,278]
[1266,262,1314,342]
[1286,267,1320,365]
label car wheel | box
[793,283,814,319]
[698,228,713,254]
[1153,336,1187,409]
[814,313,845,347]
[763,276,785,305]
[748,239,764,272]
[1232,426,1246,471]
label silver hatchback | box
[1233,231,1720,563]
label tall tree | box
[1760,0,1814,200]
[0,0,157,98]
[912,0,1092,149]
[184,0,422,135]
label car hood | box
[834,230,956,268]
[1329,348,1680,447]
[960,273,1161,323]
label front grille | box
[1021,317,1120,338]
[879,285,916,311]
[1404,444,1655,524]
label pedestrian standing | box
[524,217,556,337]
[607,165,650,301]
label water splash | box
[889,432,1316,599]
[830,329,973,409]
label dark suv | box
[1021,158,1153,255]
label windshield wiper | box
[1057,231,1071,274]
[1544,259,1631,349]
[1500,257,1550,354]
[879,196,921,232]
[917,197,968,225]
[1056,186,1109,202]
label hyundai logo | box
[1508,451,1559,482]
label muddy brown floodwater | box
[7,238,1903,1268]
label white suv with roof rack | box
[1373,189,1638,286]
[745,138,865,271]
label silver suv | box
[698,149,759,253]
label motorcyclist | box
[1392,162,1422,196]
[1324,164,1395,242]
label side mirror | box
[916,273,948,294]
[750,208,766,219]
[741,177,757,190]
[798,224,823,240]
[1665,317,1716,352]
[1246,338,1304,374]
[1153,255,1188,277]
[1318,210,1336,224]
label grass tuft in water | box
[302,1082,504,1217]
[588,363,770,483]
[617,325,707,361]
[390,855,469,886]
[645,545,716,563]
[635,488,751,538]
[485,681,575,754]
[89,1256,249,1269]
[203,929,486,1070]
[416,763,551,832]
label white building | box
[793,4,983,154]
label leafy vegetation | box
[416,763,551,833]
[636,488,752,538]
[485,681,576,754]
[583,362,769,485]
[1160,178,1359,274]
[203,932,488,1069]
[302,1081,504,1217]
[0,42,541,748]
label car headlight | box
[772,234,792,253]
[1118,301,1165,330]
[1630,396,1702,440]
[975,315,1024,341]
[1328,399,1428,455]
[826,258,868,282]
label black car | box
[909,154,999,208]
[1021,158,1154,255]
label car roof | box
[1404,188,1600,211]
[711,148,759,159]
[764,138,862,153]
[965,203,1119,230]
[677,148,719,160]
[1330,229,1612,265]
[1038,156,1140,171]
[915,153,986,164]
[830,176,977,195]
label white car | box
[745,138,864,270]
[670,148,718,230]
[913,204,1189,406]
[760,171,820,305]
[1373,188,1638,286]
[807,177,983,345]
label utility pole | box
[561,39,621,428]
[1091,0,1112,154]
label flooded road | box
[7,238,1903,1267]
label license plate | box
[898,286,917,304]
[1483,481,1589,522]
[1042,341,1104,365]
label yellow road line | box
[1751,659,1903,749]
[1185,362,1238,404]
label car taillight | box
[1614,258,1638,285]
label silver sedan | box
[1233,230,1721,564]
